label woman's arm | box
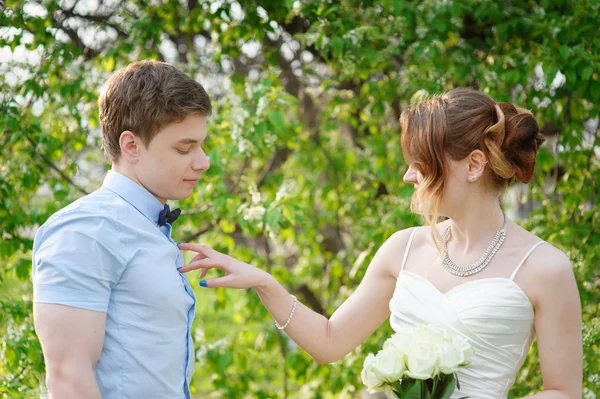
[179,228,414,364]
[520,247,582,399]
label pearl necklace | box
[441,212,507,277]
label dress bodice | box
[389,228,544,398]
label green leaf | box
[438,374,457,399]
[103,56,115,72]
[219,219,236,233]
[559,45,569,59]
[254,121,267,136]
[282,206,295,223]
[268,111,285,130]
[589,79,600,100]
[265,208,281,227]
[15,258,31,280]
[401,381,423,399]
[330,36,344,58]
[580,65,593,81]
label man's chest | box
[111,229,195,322]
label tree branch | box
[181,222,215,243]
[50,11,99,60]
[61,7,129,39]
[296,284,328,317]
[25,135,89,196]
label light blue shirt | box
[32,170,196,399]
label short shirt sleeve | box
[32,210,127,313]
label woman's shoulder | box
[385,225,421,248]
[382,222,445,263]
[511,223,571,272]
[526,241,572,278]
[403,219,451,248]
[385,221,446,245]
[510,223,574,300]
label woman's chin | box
[411,197,427,215]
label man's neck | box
[111,164,167,205]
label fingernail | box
[199,280,207,287]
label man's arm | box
[34,304,106,399]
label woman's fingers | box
[191,253,207,263]
[178,243,222,259]
[178,258,224,273]
[199,275,235,288]
[177,243,250,287]
[177,242,202,252]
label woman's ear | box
[466,150,488,182]
[119,131,140,163]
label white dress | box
[389,228,545,399]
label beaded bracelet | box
[275,295,297,330]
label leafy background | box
[1,0,598,398]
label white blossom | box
[275,180,295,202]
[243,205,266,222]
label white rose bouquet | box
[361,324,474,399]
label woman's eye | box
[177,149,190,155]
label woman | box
[179,88,582,398]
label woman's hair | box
[400,88,545,248]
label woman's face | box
[403,159,471,217]
[438,158,470,217]
[403,165,427,213]
[403,165,423,188]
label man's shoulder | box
[37,188,132,239]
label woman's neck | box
[446,200,506,255]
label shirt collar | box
[102,170,165,225]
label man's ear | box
[466,149,488,182]
[119,131,140,163]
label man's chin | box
[169,187,197,201]
[167,192,193,201]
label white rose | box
[361,354,384,393]
[418,324,447,345]
[372,347,406,383]
[436,344,464,374]
[438,334,474,374]
[452,334,474,366]
[404,343,439,380]
[383,330,411,354]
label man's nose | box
[192,151,210,171]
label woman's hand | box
[177,243,271,289]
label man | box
[32,60,211,398]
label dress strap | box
[400,227,419,272]
[510,241,547,281]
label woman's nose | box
[403,166,417,184]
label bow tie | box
[158,204,181,226]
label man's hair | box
[98,60,212,163]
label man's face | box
[134,114,209,203]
